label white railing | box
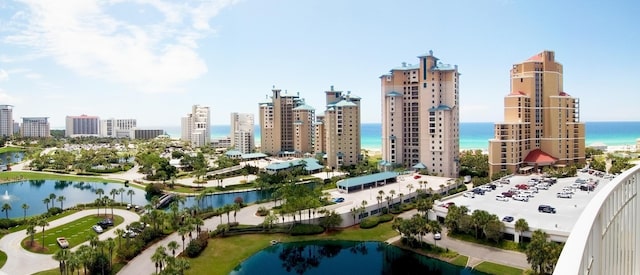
[554,165,640,275]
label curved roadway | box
[0,209,140,275]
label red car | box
[501,191,514,197]
[516,184,529,190]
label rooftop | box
[337,171,398,189]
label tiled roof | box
[523,149,557,164]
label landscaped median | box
[21,215,124,254]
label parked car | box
[538,205,557,214]
[562,187,575,194]
[580,185,595,191]
[495,195,509,202]
[502,216,514,222]
[501,191,514,198]
[472,188,485,195]
[124,229,138,238]
[557,192,572,198]
[463,192,475,198]
[513,195,529,202]
[92,225,104,233]
[97,218,114,229]
[333,197,345,203]
[56,237,69,248]
[434,232,442,240]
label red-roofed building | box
[488,51,586,175]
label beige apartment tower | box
[320,86,361,169]
[488,51,586,176]
[381,51,460,178]
[259,87,312,156]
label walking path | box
[0,209,141,275]
[392,209,530,270]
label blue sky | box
[1,0,639,128]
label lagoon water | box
[231,240,484,275]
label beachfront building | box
[181,105,210,147]
[0,105,13,137]
[100,118,137,138]
[258,87,313,157]
[320,86,361,169]
[130,129,165,140]
[20,117,50,138]
[380,51,460,178]
[488,51,586,176]
[65,115,100,137]
[230,112,255,154]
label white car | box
[513,195,529,202]
[434,233,442,240]
[557,192,572,199]
[463,192,475,198]
[92,225,104,233]
[562,187,575,194]
[495,195,509,202]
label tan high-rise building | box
[259,87,312,156]
[380,51,460,178]
[488,51,586,176]
[318,86,361,169]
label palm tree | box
[407,183,414,200]
[37,218,49,248]
[114,228,125,247]
[43,198,50,211]
[26,221,37,246]
[398,193,404,205]
[95,188,104,203]
[53,248,70,275]
[127,189,135,205]
[49,193,57,208]
[118,187,126,204]
[56,196,66,210]
[106,237,115,268]
[427,220,442,247]
[376,195,383,212]
[389,189,396,202]
[110,189,118,203]
[21,203,29,220]
[1,203,11,219]
[167,240,180,257]
[151,246,168,274]
[67,252,81,275]
[515,218,530,244]
[178,226,189,254]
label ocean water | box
[162,121,640,150]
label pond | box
[231,240,486,275]
[0,151,25,165]
[182,189,272,210]
[0,180,149,219]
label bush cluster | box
[359,217,380,229]
[185,233,209,258]
[290,224,324,236]
[0,218,20,229]
[378,214,394,223]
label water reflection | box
[232,241,485,275]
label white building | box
[21,117,50,138]
[230,112,255,153]
[65,115,100,137]
[100,118,137,138]
[181,105,210,147]
[0,105,13,137]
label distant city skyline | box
[1,1,639,127]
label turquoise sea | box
[162,121,640,151]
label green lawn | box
[0,171,122,184]
[474,261,524,275]
[187,223,399,275]
[22,214,124,254]
[0,250,6,269]
[450,255,469,267]
[0,147,25,154]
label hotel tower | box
[380,51,460,178]
[488,51,585,176]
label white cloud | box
[4,0,238,93]
[0,69,8,81]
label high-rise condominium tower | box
[21,117,50,138]
[100,118,137,138]
[230,113,255,154]
[259,87,313,156]
[0,105,13,137]
[488,51,585,176]
[65,115,100,137]
[380,51,460,178]
[181,105,210,147]
[315,86,361,169]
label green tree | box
[319,210,343,231]
[26,220,37,246]
[167,240,180,258]
[37,218,49,248]
[43,198,50,211]
[1,203,11,219]
[127,189,135,205]
[526,230,549,274]
[57,196,66,210]
[21,203,29,220]
[53,248,70,275]
[426,220,442,247]
[515,218,530,244]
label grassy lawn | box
[187,223,398,275]
[0,171,122,184]
[450,255,469,267]
[21,214,124,254]
[0,147,25,154]
[474,261,524,275]
[0,250,6,269]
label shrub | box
[145,183,164,197]
[0,218,18,229]
[46,207,63,216]
[256,206,269,216]
[185,233,209,258]
[359,217,380,229]
[378,214,394,223]
[290,224,325,236]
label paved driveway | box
[0,209,140,275]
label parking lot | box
[436,171,612,241]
